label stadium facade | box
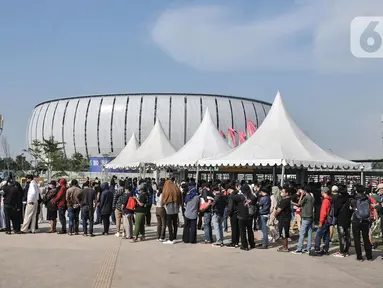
[27,93,272,158]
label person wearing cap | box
[311,187,332,256]
[329,185,339,242]
[20,175,40,233]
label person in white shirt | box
[21,176,40,233]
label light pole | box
[0,114,3,136]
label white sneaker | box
[163,240,175,245]
[159,239,165,242]
[115,232,121,237]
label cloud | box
[151,0,383,73]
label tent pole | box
[281,165,285,187]
[196,166,200,191]
[272,165,277,186]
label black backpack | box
[355,198,370,221]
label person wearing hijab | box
[161,179,182,244]
[38,181,46,224]
[268,186,281,243]
[182,185,199,244]
[44,180,59,233]
[53,178,67,234]
[100,182,114,235]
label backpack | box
[355,198,370,221]
[243,194,256,216]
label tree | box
[371,161,383,169]
[24,136,68,178]
[0,136,11,172]
[68,152,89,174]
[14,154,32,172]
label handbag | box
[126,197,136,211]
[199,198,210,212]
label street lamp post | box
[0,114,3,135]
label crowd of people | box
[0,174,382,262]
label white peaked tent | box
[198,92,360,169]
[104,133,139,169]
[156,108,232,167]
[123,120,176,168]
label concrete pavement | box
[0,217,381,288]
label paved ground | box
[0,213,382,288]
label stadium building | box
[27,93,272,158]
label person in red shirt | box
[53,178,67,234]
[311,187,332,256]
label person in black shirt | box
[273,187,292,252]
[77,184,97,237]
[332,186,352,258]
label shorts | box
[279,218,290,239]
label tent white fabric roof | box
[156,108,232,167]
[104,133,139,169]
[123,120,176,168]
[198,92,360,169]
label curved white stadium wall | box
[27,94,271,158]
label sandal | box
[277,247,289,252]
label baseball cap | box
[331,185,339,192]
[321,187,330,194]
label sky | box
[0,0,383,160]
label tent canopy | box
[104,133,139,169]
[198,92,360,169]
[123,120,176,168]
[156,108,231,167]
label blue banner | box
[89,157,136,173]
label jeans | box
[259,215,269,247]
[314,222,330,252]
[68,207,80,233]
[96,206,101,224]
[101,214,111,234]
[204,212,213,243]
[122,214,134,238]
[230,214,239,245]
[81,206,94,235]
[297,219,313,251]
[352,220,372,260]
[58,207,67,232]
[166,214,178,241]
[212,214,224,244]
[223,207,229,232]
[134,212,145,238]
[3,205,19,233]
[239,218,255,249]
[337,225,351,254]
[155,207,166,240]
[183,217,197,244]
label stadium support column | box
[281,165,285,187]
[360,165,365,186]
[272,165,277,186]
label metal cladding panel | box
[52,101,66,143]
[201,96,218,128]
[170,95,185,149]
[86,97,102,156]
[140,96,156,144]
[126,96,141,144]
[36,104,48,141]
[43,103,56,141]
[243,100,257,128]
[31,105,43,141]
[74,99,90,155]
[186,96,201,141]
[63,100,78,157]
[262,104,271,118]
[28,109,37,145]
[216,97,232,137]
[231,99,246,133]
[253,102,265,127]
[156,96,170,139]
[112,96,128,153]
[99,97,114,155]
